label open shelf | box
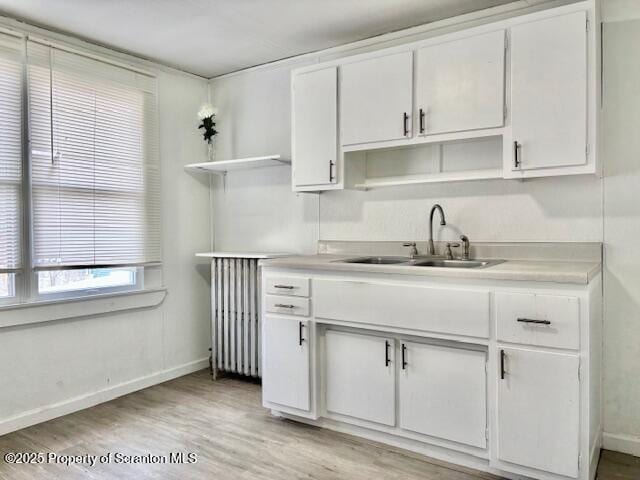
[184,155,290,175]
[353,168,503,190]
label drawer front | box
[265,276,310,297]
[265,295,310,317]
[314,279,489,338]
[496,292,579,349]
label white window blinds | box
[0,32,23,273]
[28,40,160,269]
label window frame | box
[0,34,159,309]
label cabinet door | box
[416,30,505,135]
[262,315,310,411]
[325,330,395,426]
[510,11,587,171]
[341,51,413,145]
[399,342,487,448]
[497,347,580,477]
[292,67,338,188]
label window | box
[37,266,139,296]
[0,36,160,306]
[0,32,23,300]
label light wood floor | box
[0,370,638,480]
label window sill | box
[0,288,167,329]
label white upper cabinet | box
[509,11,588,172]
[340,51,413,146]
[292,67,338,189]
[416,30,506,135]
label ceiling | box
[0,0,518,78]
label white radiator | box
[210,256,261,378]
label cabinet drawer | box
[496,292,579,349]
[265,295,310,317]
[265,276,310,297]
[314,279,489,338]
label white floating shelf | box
[184,155,290,175]
[354,168,503,191]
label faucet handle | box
[445,242,461,260]
[460,235,470,260]
[402,242,418,259]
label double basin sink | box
[339,256,504,269]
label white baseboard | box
[603,432,640,457]
[0,358,209,437]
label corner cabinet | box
[261,267,602,480]
[506,11,589,176]
[290,1,598,192]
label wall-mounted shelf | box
[184,155,290,175]
[354,168,503,191]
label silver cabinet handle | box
[517,317,551,325]
[274,304,296,309]
[273,284,294,289]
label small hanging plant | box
[197,103,218,144]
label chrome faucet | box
[428,204,446,256]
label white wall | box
[0,64,211,430]
[600,0,640,456]
[209,0,640,457]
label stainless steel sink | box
[339,256,503,269]
[342,256,410,265]
[411,259,504,269]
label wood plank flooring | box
[0,370,637,480]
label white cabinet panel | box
[314,279,490,338]
[497,347,580,477]
[510,11,587,171]
[416,30,505,135]
[265,275,310,297]
[292,67,338,188]
[262,315,310,412]
[496,292,580,349]
[341,51,413,145]
[325,330,395,426]
[265,295,310,317]
[399,342,487,448]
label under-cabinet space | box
[399,342,487,448]
[324,330,395,426]
[347,136,502,190]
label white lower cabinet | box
[263,267,600,480]
[497,347,580,477]
[262,315,311,412]
[399,342,487,448]
[325,330,395,426]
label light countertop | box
[259,254,601,285]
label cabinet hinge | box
[503,104,508,121]
[578,362,582,381]
[504,32,509,51]
[586,18,589,32]
[586,144,590,158]
[578,454,582,471]
[485,428,489,441]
